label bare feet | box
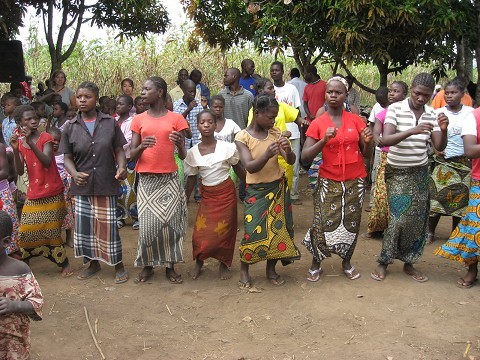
[166,267,183,284]
[219,263,231,280]
[191,259,204,280]
[457,264,478,289]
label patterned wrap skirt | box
[193,178,237,267]
[134,172,187,267]
[428,154,471,218]
[240,177,300,264]
[367,151,389,233]
[434,178,480,265]
[303,177,365,261]
[116,159,138,224]
[20,192,68,267]
[378,165,429,265]
[0,184,20,255]
[61,175,74,231]
[74,195,122,266]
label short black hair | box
[13,104,35,123]
[0,210,13,240]
[270,61,284,71]
[77,81,100,99]
[117,94,134,106]
[210,94,225,105]
[290,68,300,78]
[196,109,217,123]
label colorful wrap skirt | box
[0,183,20,255]
[193,178,237,267]
[116,159,138,224]
[303,177,365,261]
[20,192,68,267]
[240,177,300,264]
[367,151,389,233]
[434,178,480,265]
[378,165,429,265]
[429,154,471,218]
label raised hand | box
[437,112,449,132]
[362,127,373,143]
[323,127,337,143]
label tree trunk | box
[454,37,465,78]
[464,38,473,83]
[374,60,388,87]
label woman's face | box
[76,88,97,113]
[141,80,161,105]
[388,83,406,104]
[325,80,347,109]
[121,81,134,96]
[54,72,66,87]
[21,110,39,131]
[410,85,433,110]
[210,99,224,117]
[444,85,463,107]
[260,81,275,96]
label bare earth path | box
[28,176,480,360]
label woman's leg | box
[166,264,183,284]
[191,259,204,280]
[307,258,323,281]
[427,215,441,244]
[239,262,250,286]
[266,259,285,285]
[457,262,478,287]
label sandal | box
[114,271,129,284]
[456,278,477,289]
[166,270,183,284]
[76,266,101,280]
[238,278,252,289]
[404,270,428,283]
[307,268,323,282]
[268,275,286,286]
[132,221,139,230]
[370,270,385,281]
[343,266,361,280]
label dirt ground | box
[27,175,480,360]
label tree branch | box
[341,63,376,93]
[61,2,85,63]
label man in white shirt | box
[287,68,307,119]
[270,61,303,205]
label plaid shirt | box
[173,98,203,149]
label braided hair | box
[411,73,435,91]
[147,76,168,100]
[252,94,278,113]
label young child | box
[48,127,74,248]
[235,95,300,288]
[134,96,146,115]
[50,101,69,131]
[0,141,19,256]
[210,95,241,143]
[0,211,43,360]
[2,96,21,148]
[30,101,48,132]
[65,107,77,121]
[184,110,245,280]
[10,105,72,277]
[115,95,138,230]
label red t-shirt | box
[303,80,327,117]
[471,108,480,180]
[131,110,189,174]
[306,111,367,181]
[19,132,64,199]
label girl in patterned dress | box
[235,95,300,288]
[0,210,43,360]
[10,105,72,277]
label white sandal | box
[307,268,323,282]
[344,266,361,280]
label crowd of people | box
[1,60,480,359]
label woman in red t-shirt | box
[10,105,72,277]
[301,77,373,282]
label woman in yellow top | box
[247,78,302,189]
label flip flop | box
[76,267,101,280]
[456,278,477,289]
[134,269,154,284]
[405,270,428,283]
[61,268,74,278]
[307,268,323,282]
[268,275,286,286]
[344,266,361,280]
[238,278,252,289]
[370,270,385,281]
[114,271,129,284]
[166,272,183,284]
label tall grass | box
[16,25,459,106]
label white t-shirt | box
[274,83,301,139]
[287,77,307,118]
[184,140,239,186]
[368,102,386,124]
[436,105,473,159]
[214,118,241,143]
[385,99,440,167]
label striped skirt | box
[134,172,187,267]
[74,195,122,266]
[19,192,68,266]
[434,179,480,265]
